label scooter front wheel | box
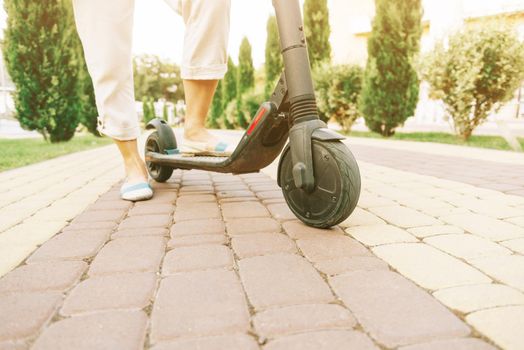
[145,131,174,183]
[278,140,361,228]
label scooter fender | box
[146,118,178,152]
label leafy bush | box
[265,16,283,98]
[142,97,157,125]
[314,64,363,131]
[359,0,423,137]
[220,89,264,130]
[421,25,524,140]
[3,0,82,142]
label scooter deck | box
[145,103,289,174]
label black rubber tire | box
[145,131,174,183]
[279,140,361,228]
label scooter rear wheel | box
[145,131,174,183]
[278,140,361,228]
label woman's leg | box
[72,0,148,186]
[176,0,232,147]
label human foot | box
[121,157,152,201]
[182,127,232,156]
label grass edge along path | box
[347,130,524,152]
[0,134,113,172]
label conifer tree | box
[3,0,82,142]
[303,0,332,66]
[237,37,255,96]
[360,0,423,137]
[223,57,237,109]
[264,16,283,98]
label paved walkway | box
[0,136,523,350]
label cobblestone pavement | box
[0,146,123,276]
[1,137,524,349]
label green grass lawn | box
[347,130,524,151]
[0,134,113,172]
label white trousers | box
[72,0,231,140]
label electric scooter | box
[144,0,361,228]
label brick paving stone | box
[347,224,418,246]
[357,193,396,209]
[112,227,168,238]
[226,218,281,235]
[174,202,221,221]
[256,191,284,200]
[267,203,296,221]
[282,220,344,240]
[162,245,233,274]
[72,210,126,224]
[445,198,522,220]
[250,184,281,192]
[60,272,157,316]
[27,230,109,263]
[146,191,178,203]
[368,206,440,228]
[433,284,524,314]
[314,256,389,276]
[150,270,250,341]
[0,261,86,293]
[263,330,378,350]
[440,213,524,241]
[238,254,333,310]
[89,237,166,276]
[217,190,254,199]
[62,221,116,232]
[32,311,147,350]
[469,255,524,292]
[262,198,286,205]
[506,216,524,227]
[151,334,259,350]
[398,338,497,350]
[221,202,270,220]
[87,200,132,211]
[467,306,524,350]
[179,185,214,193]
[339,208,386,227]
[181,180,213,187]
[231,233,297,258]
[330,270,470,348]
[219,196,259,203]
[407,225,464,238]
[118,214,172,230]
[127,203,174,216]
[168,234,227,248]
[0,292,62,341]
[0,341,27,350]
[176,194,216,205]
[297,236,370,263]
[424,234,512,261]
[170,219,225,237]
[373,243,491,290]
[253,304,356,339]
[501,238,524,254]
[214,184,250,191]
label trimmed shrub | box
[314,64,364,132]
[359,0,423,137]
[265,16,283,98]
[3,0,82,142]
[421,25,524,140]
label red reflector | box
[247,107,266,136]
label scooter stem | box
[273,0,323,192]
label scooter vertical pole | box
[272,0,324,192]
[272,0,319,124]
